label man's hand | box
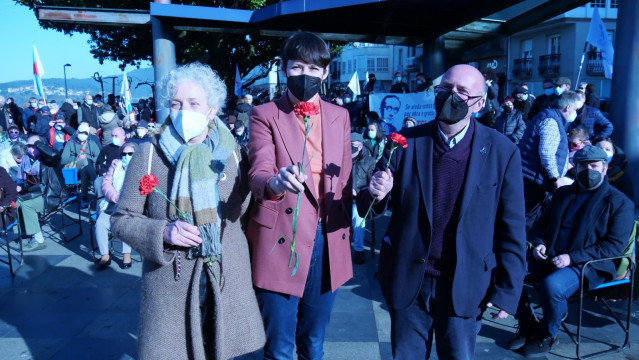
[269,164,307,195]
[77,154,87,161]
[533,244,548,261]
[551,254,571,269]
[486,302,509,319]
[369,169,393,200]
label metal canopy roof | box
[37,0,590,48]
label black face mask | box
[577,168,604,190]
[287,74,322,102]
[351,145,359,155]
[435,90,469,125]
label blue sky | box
[1,1,151,83]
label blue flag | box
[586,7,614,79]
[234,64,242,97]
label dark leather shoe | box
[519,334,554,358]
[122,262,132,269]
[96,258,111,271]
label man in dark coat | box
[357,64,526,359]
[569,90,614,140]
[350,132,376,264]
[514,145,635,357]
[80,94,102,130]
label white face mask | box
[566,110,577,123]
[137,129,147,138]
[77,133,88,142]
[170,109,211,142]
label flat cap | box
[350,132,364,143]
[573,145,608,164]
[555,77,571,86]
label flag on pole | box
[234,64,242,97]
[364,71,369,87]
[586,7,614,79]
[120,70,132,114]
[347,71,361,96]
[32,45,46,98]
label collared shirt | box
[538,117,568,178]
[437,121,470,149]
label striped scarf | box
[159,117,236,258]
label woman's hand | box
[163,220,202,247]
[269,165,307,195]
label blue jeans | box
[538,266,580,337]
[388,276,482,360]
[256,222,338,360]
[351,203,365,251]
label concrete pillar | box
[422,36,446,80]
[609,0,639,205]
[152,0,176,124]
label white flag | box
[586,7,614,78]
[120,70,132,114]
[347,71,361,97]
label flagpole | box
[575,42,588,89]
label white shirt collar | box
[437,120,470,149]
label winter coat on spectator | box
[99,110,123,146]
[352,151,376,193]
[80,102,101,130]
[0,166,18,221]
[60,135,100,168]
[569,106,614,140]
[606,145,635,202]
[22,107,39,133]
[95,143,121,176]
[0,148,20,181]
[494,108,526,144]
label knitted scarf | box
[159,117,236,259]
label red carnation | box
[10,201,16,208]
[139,174,160,195]
[388,133,408,148]
[293,102,319,118]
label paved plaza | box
[1,208,638,360]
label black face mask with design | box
[287,74,322,102]
[435,90,469,125]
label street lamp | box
[63,64,71,99]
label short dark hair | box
[280,32,331,70]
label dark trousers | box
[79,163,97,199]
[256,222,338,360]
[389,276,482,360]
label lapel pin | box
[480,146,487,155]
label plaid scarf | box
[159,117,236,258]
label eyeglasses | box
[121,152,134,156]
[433,85,483,104]
[8,131,19,135]
[383,105,400,113]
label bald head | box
[112,127,125,137]
[441,65,486,98]
[436,64,486,125]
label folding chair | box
[41,167,83,242]
[88,197,141,264]
[0,214,22,277]
[561,221,638,359]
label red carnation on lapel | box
[139,174,160,195]
[388,133,408,148]
[293,102,319,118]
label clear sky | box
[0,1,151,83]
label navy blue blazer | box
[358,119,527,316]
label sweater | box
[426,121,474,276]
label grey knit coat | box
[111,136,265,360]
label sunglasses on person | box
[8,131,20,135]
[121,152,134,156]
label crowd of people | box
[1,30,636,360]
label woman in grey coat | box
[111,62,265,360]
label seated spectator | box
[569,90,613,140]
[15,136,57,252]
[22,97,40,134]
[46,114,75,153]
[0,143,27,182]
[363,119,386,161]
[0,125,27,153]
[0,166,18,230]
[493,96,526,144]
[350,132,376,265]
[95,127,126,177]
[32,106,53,138]
[99,104,123,147]
[402,116,416,129]
[594,137,635,202]
[511,146,635,357]
[128,120,152,144]
[232,120,249,153]
[61,123,100,204]
[94,142,137,270]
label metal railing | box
[586,51,605,76]
[513,57,533,77]
[538,54,561,76]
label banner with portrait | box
[368,92,436,131]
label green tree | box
[16,0,284,91]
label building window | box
[341,61,345,73]
[590,0,605,7]
[522,39,533,59]
[376,57,389,72]
[367,57,375,72]
[347,60,352,74]
[610,0,618,8]
[548,35,561,54]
